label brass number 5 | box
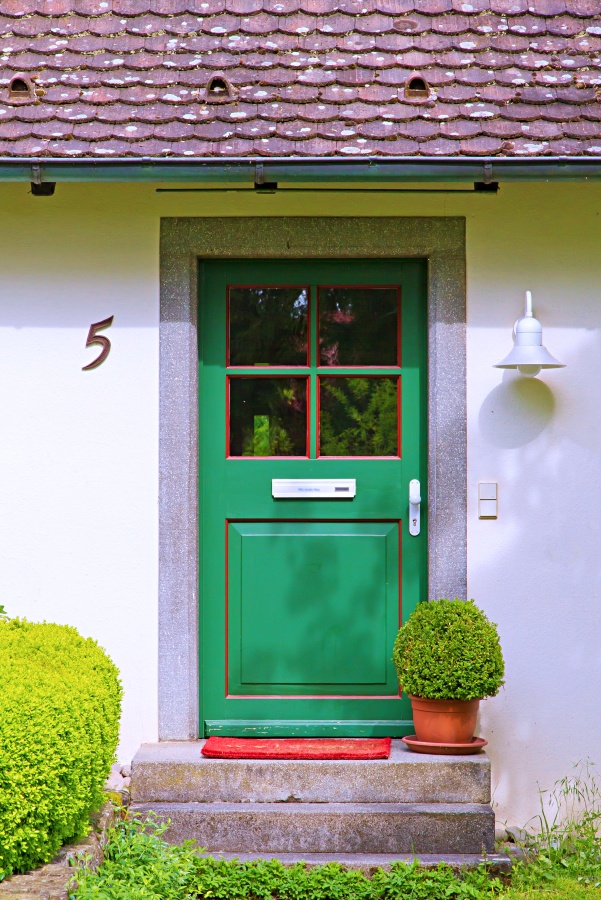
[83,316,114,371]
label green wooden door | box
[199,258,427,737]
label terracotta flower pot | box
[409,695,480,744]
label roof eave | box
[4,156,601,184]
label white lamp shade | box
[494,297,565,370]
[494,344,565,369]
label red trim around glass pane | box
[226,284,311,369]
[316,374,402,459]
[226,375,310,459]
[225,518,402,700]
[316,284,402,369]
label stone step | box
[195,851,514,874]
[129,801,495,855]
[131,740,491,804]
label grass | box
[73,762,601,900]
[501,760,601,900]
[504,880,601,899]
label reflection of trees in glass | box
[319,288,398,366]
[230,287,308,366]
[243,411,294,456]
[230,378,306,457]
[320,378,398,456]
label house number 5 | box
[82,316,114,371]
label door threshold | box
[204,720,415,737]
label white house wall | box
[0,181,599,828]
[0,186,160,767]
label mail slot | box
[272,479,356,499]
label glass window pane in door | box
[319,377,399,457]
[229,287,309,366]
[229,377,308,457]
[319,287,399,366]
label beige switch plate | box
[478,483,498,519]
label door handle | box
[409,479,421,536]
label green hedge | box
[0,619,122,879]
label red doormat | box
[201,736,392,760]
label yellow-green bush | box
[0,619,122,879]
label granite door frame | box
[158,216,466,740]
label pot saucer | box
[402,735,488,755]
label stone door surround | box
[159,216,466,741]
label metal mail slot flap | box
[272,479,356,499]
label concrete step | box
[131,740,491,804]
[131,740,495,858]
[129,801,495,854]
[196,851,514,874]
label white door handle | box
[409,479,421,536]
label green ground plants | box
[74,816,503,900]
[72,819,601,900]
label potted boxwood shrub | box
[392,598,504,745]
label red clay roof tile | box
[0,1,598,159]
[421,135,459,152]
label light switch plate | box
[478,483,498,519]
[479,499,498,519]
[478,482,497,501]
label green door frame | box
[158,216,467,741]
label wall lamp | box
[494,291,565,378]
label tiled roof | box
[0,1,600,158]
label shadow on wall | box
[476,370,560,827]
[478,371,555,449]
[473,339,601,827]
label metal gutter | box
[3,156,601,184]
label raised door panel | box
[227,521,399,696]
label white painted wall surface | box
[0,186,160,764]
[0,181,599,826]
